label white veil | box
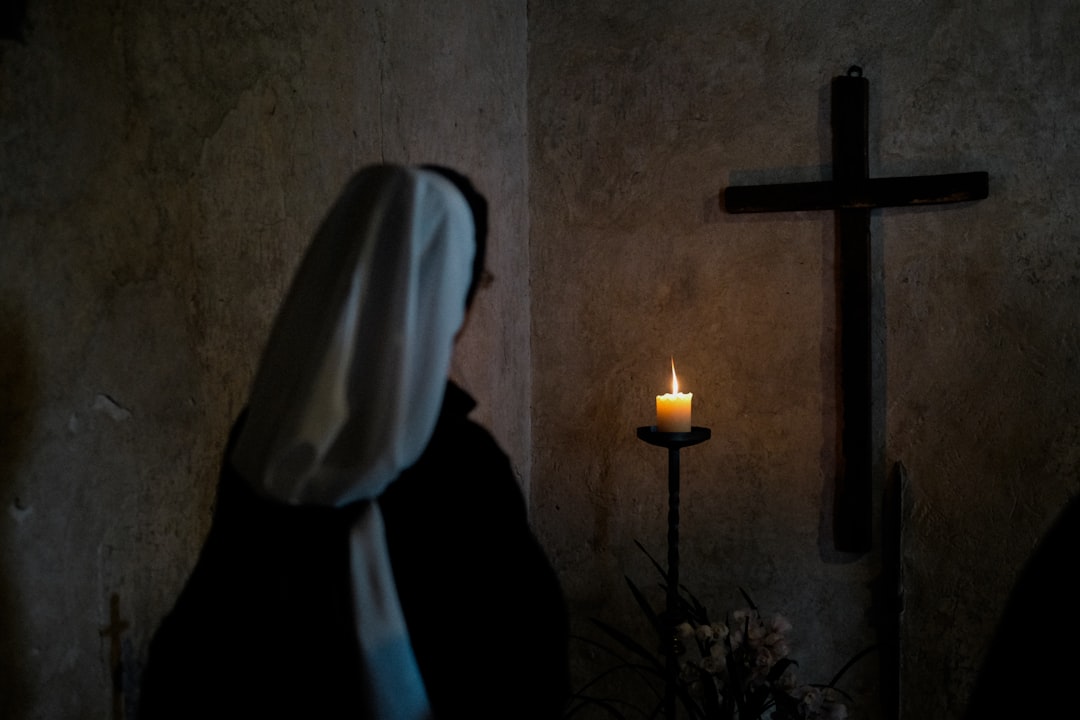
[230,164,475,719]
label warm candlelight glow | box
[656,358,692,432]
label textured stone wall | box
[0,2,528,718]
[528,2,1080,719]
[5,1,1080,719]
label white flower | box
[762,644,781,665]
[701,655,724,675]
[816,686,851,720]
[767,638,790,659]
[822,701,849,720]
[776,666,799,692]
[769,614,793,634]
[794,686,824,713]
[700,643,727,675]
[679,660,702,683]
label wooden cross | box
[723,66,988,552]
[99,592,129,720]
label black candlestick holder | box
[636,425,711,720]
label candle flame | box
[670,357,679,394]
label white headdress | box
[230,164,474,719]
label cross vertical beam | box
[723,67,988,552]
[832,70,873,552]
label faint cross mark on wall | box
[99,592,129,720]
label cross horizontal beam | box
[725,171,988,213]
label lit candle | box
[656,358,692,432]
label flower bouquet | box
[566,542,872,720]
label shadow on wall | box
[1,0,28,42]
[964,491,1080,719]
[0,299,36,720]
[3,12,33,719]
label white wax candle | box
[656,359,692,432]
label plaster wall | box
[0,2,529,718]
[4,1,1080,719]
[528,2,1080,719]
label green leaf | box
[700,673,723,717]
[767,657,797,684]
[827,644,876,688]
[590,617,665,671]
[568,634,664,692]
[679,585,710,626]
[743,683,773,718]
[563,693,639,719]
[634,540,669,583]
[625,576,664,636]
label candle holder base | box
[636,426,712,448]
